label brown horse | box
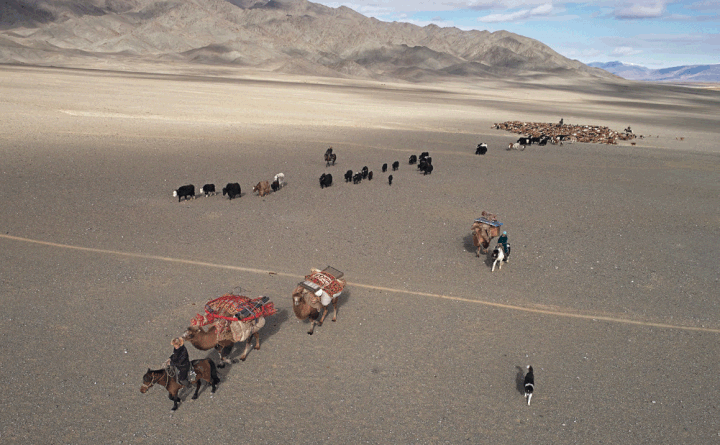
[140,358,220,411]
[471,221,501,256]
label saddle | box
[166,364,195,385]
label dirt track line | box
[3,233,718,334]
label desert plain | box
[0,64,719,444]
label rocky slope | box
[1,0,612,81]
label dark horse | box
[140,358,220,411]
[324,147,337,166]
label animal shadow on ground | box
[462,234,477,254]
[515,366,526,395]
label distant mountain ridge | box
[0,0,612,82]
[589,61,720,83]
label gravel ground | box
[1,65,719,444]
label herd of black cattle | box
[318,148,434,189]
[173,148,439,200]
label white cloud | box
[611,46,643,56]
[477,3,554,23]
[613,1,669,19]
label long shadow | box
[515,366,526,395]
[462,234,477,255]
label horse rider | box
[165,337,190,386]
[497,231,510,262]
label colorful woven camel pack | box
[304,271,345,296]
[191,294,277,337]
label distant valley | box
[589,61,720,83]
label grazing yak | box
[173,185,195,202]
[319,173,333,188]
[200,184,216,196]
[344,170,353,182]
[392,161,399,171]
[222,183,241,200]
[253,181,272,197]
[476,143,487,155]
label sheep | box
[409,155,417,164]
[475,144,487,155]
[382,163,388,173]
[344,170,353,182]
[173,184,195,202]
[222,183,241,200]
[253,181,272,197]
[392,161,399,171]
[319,173,333,189]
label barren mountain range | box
[0,0,612,81]
[589,61,720,83]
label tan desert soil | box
[0,65,719,444]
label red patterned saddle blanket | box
[191,294,276,330]
[302,271,345,296]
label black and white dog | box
[524,365,534,405]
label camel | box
[471,221,501,256]
[292,284,339,335]
[183,317,266,367]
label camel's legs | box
[331,297,338,322]
[239,338,252,361]
[253,332,261,350]
[318,306,330,325]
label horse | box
[491,242,510,272]
[324,148,337,166]
[140,358,220,411]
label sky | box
[315,1,719,68]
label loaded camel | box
[182,321,264,367]
[183,295,276,367]
[292,267,345,335]
[471,212,502,256]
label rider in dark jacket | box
[168,337,190,386]
[497,231,510,262]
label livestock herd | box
[154,139,550,412]
[320,150,434,189]
[172,173,285,202]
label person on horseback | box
[166,337,190,386]
[497,231,510,262]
